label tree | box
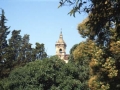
[8,30,22,61]
[71,39,120,90]
[59,0,120,46]
[0,9,10,78]
[77,17,90,38]
[0,9,47,79]
[69,43,78,62]
[34,42,47,60]
[86,40,120,90]
[59,1,120,89]
[73,40,98,90]
[0,56,83,90]
[18,34,32,63]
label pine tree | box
[21,34,32,63]
[0,9,10,78]
[34,42,47,60]
[8,30,22,61]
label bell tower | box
[55,31,66,60]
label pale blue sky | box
[0,0,87,55]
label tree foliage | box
[59,1,120,89]
[59,0,120,46]
[88,41,120,90]
[0,56,83,90]
[77,17,91,38]
[69,43,78,62]
[0,10,47,79]
[0,9,10,78]
[72,40,120,90]
[34,42,47,60]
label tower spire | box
[61,28,62,33]
[60,30,63,38]
[55,29,69,62]
[60,28,62,37]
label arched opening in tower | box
[59,49,62,53]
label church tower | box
[55,31,67,60]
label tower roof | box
[56,31,66,46]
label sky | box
[0,0,88,55]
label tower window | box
[59,49,62,53]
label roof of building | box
[56,31,66,46]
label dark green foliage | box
[0,56,83,90]
[8,30,22,61]
[0,9,10,78]
[18,34,32,63]
[34,42,47,60]
[0,10,47,79]
[58,0,87,17]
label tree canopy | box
[0,9,47,79]
[59,0,120,46]
[0,56,87,90]
[59,0,120,90]
[1,0,120,89]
